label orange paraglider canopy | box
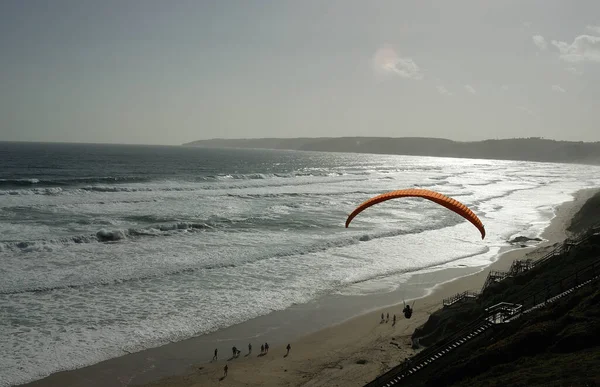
[345,188,486,239]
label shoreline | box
[20,188,599,387]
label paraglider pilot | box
[403,303,413,319]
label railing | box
[512,258,600,315]
[508,258,534,276]
[530,226,599,269]
[480,227,600,293]
[442,291,479,307]
[364,317,492,387]
[484,302,522,324]
[365,252,600,386]
[481,270,509,292]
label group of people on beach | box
[380,304,413,326]
[213,341,292,378]
[213,304,414,379]
[381,312,395,325]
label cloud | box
[532,35,548,50]
[587,25,600,34]
[552,84,566,93]
[391,58,424,80]
[523,21,533,29]
[436,85,453,96]
[565,67,583,75]
[372,45,424,80]
[551,35,600,62]
[464,85,476,94]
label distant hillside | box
[183,137,600,165]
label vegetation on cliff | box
[407,194,600,386]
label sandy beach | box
[21,188,599,387]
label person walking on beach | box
[248,343,252,355]
[286,343,291,356]
[232,346,238,358]
[381,312,384,323]
[393,314,396,326]
[386,312,389,323]
[223,364,228,377]
[265,342,270,353]
[213,348,218,361]
[260,344,265,354]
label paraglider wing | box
[345,188,485,239]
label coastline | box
[20,188,599,387]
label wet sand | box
[21,188,599,387]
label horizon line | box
[1,136,599,147]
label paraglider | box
[345,188,486,319]
[345,188,485,239]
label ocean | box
[1,142,599,386]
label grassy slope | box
[568,193,600,235]
[407,196,600,386]
[431,286,600,387]
[413,232,600,346]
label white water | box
[1,153,600,386]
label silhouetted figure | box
[265,342,270,353]
[213,348,218,361]
[386,312,389,323]
[403,305,413,319]
[232,346,238,358]
[392,314,397,326]
[381,312,384,323]
[248,343,252,354]
[286,343,291,356]
[223,364,228,377]
[261,344,265,354]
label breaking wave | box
[0,213,467,295]
[0,222,217,253]
[0,176,150,188]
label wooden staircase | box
[364,255,600,387]
[442,291,479,307]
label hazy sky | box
[1,1,599,145]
